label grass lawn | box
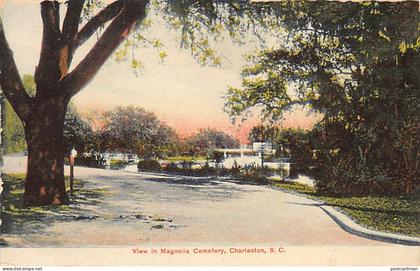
[271,180,420,238]
[164,156,207,162]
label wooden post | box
[260,143,264,178]
[69,154,74,196]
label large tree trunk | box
[0,1,149,207]
[24,98,69,207]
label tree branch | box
[35,0,63,92]
[0,19,32,121]
[60,0,148,98]
[62,0,85,68]
[74,0,126,49]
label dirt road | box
[1,156,391,247]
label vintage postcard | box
[0,0,419,268]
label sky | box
[0,0,320,143]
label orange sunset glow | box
[1,1,321,144]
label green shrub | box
[315,156,397,196]
[238,164,267,183]
[70,155,106,168]
[196,162,218,176]
[160,160,270,182]
[137,160,161,172]
[109,159,129,170]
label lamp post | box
[69,147,78,196]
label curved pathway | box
[1,156,392,247]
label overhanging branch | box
[62,0,85,67]
[0,19,32,121]
[74,0,127,49]
[60,0,148,98]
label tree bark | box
[1,1,149,206]
[24,97,68,206]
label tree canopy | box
[225,1,419,195]
[185,128,240,156]
[101,106,178,158]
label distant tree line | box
[2,80,240,162]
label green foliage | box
[314,156,393,196]
[275,128,313,174]
[248,125,278,143]
[73,155,106,169]
[163,161,220,177]
[271,180,316,195]
[2,75,36,154]
[2,75,93,155]
[164,156,206,162]
[137,159,162,172]
[318,195,420,237]
[2,100,26,154]
[160,159,273,183]
[237,164,267,183]
[102,106,180,159]
[247,126,314,177]
[230,161,242,175]
[272,180,419,237]
[109,159,129,170]
[64,104,93,155]
[109,0,288,72]
[225,1,420,196]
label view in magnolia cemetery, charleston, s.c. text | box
[0,0,419,267]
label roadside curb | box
[269,182,420,246]
[320,205,420,246]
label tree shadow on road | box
[0,174,105,245]
[132,173,268,188]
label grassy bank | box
[271,180,420,237]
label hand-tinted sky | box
[0,1,320,143]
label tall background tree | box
[248,125,278,144]
[101,106,178,159]
[63,104,93,155]
[185,128,240,156]
[225,1,419,196]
